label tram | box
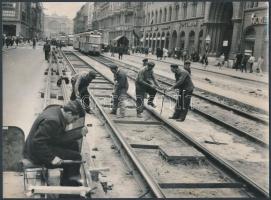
[67,34,74,46]
[73,31,102,55]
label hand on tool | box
[51,156,63,166]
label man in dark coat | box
[118,46,123,60]
[167,64,194,121]
[135,62,161,118]
[23,100,87,186]
[235,53,243,71]
[70,71,96,113]
[43,40,51,62]
[183,60,191,75]
[109,64,129,118]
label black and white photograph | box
[2,1,269,198]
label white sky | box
[42,2,86,19]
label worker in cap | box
[109,64,129,118]
[142,58,148,66]
[70,70,96,114]
[184,60,191,74]
[135,61,161,118]
[167,64,194,121]
[23,99,87,186]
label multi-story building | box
[142,2,268,70]
[73,2,94,34]
[2,2,44,39]
[92,2,144,47]
[44,13,73,38]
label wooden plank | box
[130,144,159,149]
[158,182,243,189]
[29,186,90,195]
[102,104,136,109]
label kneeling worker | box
[135,61,161,118]
[109,64,129,118]
[23,99,87,186]
[70,71,96,113]
[167,64,194,121]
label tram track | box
[61,50,269,198]
[87,55,268,148]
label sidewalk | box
[3,46,48,135]
[103,52,268,112]
[128,53,268,84]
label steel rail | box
[100,55,268,124]
[90,56,268,147]
[68,51,268,198]
[63,50,165,198]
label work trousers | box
[45,51,50,62]
[70,87,90,110]
[241,63,247,72]
[172,90,193,120]
[45,141,82,186]
[248,63,254,73]
[136,85,157,114]
[112,92,127,116]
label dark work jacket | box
[173,68,194,92]
[136,67,158,89]
[72,73,92,94]
[23,105,83,165]
[114,69,129,95]
[43,43,51,52]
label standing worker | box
[70,71,97,114]
[23,99,87,186]
[32,37,36,49]
[135,62,161,118]
[109,64,129,118]
[43,40,51,62]
[167,64,194,122]
[183,60,191,74]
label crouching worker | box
[109,64,129,118]
[23,99,87,186]
[167,64,194,121]
[70,71,96,114]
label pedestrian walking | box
[23,99,87,187]
[248,54,255,73]
[218,53,225,69]
[5,37,10,48]
[15,37,19,46]
[135,62,162,118]
[118,46,123,60]
[144,47,149,57]
[167,64,194,122]
[256,56,264,73]
[70,71,97,114]
[184,60,192,75]
[241,54,250,73]
[10,37,14,46]
[32,37,36,49]
[110,45,115,57]
[235,52,243,71]
[163,48,168,60]
[109,65,129,118]
[201,53,208,69]
[43,40,51,62]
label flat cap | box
[143,58,148,62]
[170,64,179,68]
[147,62,155,67]
[109,64,118,69]
[87,70,96,78]
[184,60,191,64]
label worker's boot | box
[147,102,156,108]
[109,110,117,115]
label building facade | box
[142,1,268,70]
[92,2,144,47]
[2,2,44,39]
[73,2,94,34]
[44,13,73,38]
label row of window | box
[146,3,204,25]
[3,10,16,17]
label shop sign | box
[179,21,198,29]
[251,13,268,25]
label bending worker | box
[23,100,87,186]
[135,61,161,118]
[167,64,194,121]
[109,64,129,118]
[70,71,96,114]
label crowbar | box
[160,89,166,115]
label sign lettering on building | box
[161,26,170,30]
[251,13,268,25]
[179,21,198,29]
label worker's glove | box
[82,126,88,137]
[51,156,63,166]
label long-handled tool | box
[160,89,166,115]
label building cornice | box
[143,16,204,27]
